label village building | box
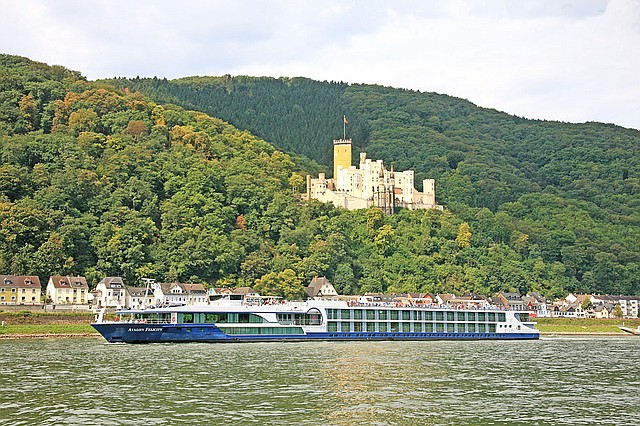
[593,303,615,319]
[46,276,89,305]
[153,282,208,306]
[124,287,156,309]
[307,139,443,213]
[94,277,126,308]
[495,292,526,311]
[305,276,339,299]
[0,275,41,305]
[436,293,457,306]
[526,292,550,318]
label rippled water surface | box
[1,336,639,425]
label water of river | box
[1,336,638,425]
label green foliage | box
[0,54,638,298]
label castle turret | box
[333,139,352,179]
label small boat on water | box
[618,326,640,335]
[91,293,539,343]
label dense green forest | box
[1,54,638,298]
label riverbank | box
[1,311,639,339]
[535,317,640,334]
[0,310,101,338]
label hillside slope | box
[1,55,638,296]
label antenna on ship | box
[141,278,156,309]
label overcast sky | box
[2,0,639,130]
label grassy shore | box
[0,310,100,338]
[1,311,639,338]
[0,323,99,338]
[536,318,640,334]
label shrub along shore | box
[1,311,639,339]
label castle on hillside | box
[306,138,443,213]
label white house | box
[305,276,339,299]
[94,277,126,308]
[153,282,208,306]
[46,276,89,305]
[124,287,156,309]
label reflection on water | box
[1,337,639,425]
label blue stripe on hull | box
[92,324,539,343]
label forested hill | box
[1,54,638,297]
[104,76,639,214]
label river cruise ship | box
[91,294,539,343]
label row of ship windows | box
[326,309,507,323]
[218,327,305,335]
[327,322,499,333]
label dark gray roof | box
[98,277,125,289]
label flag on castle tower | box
[343,115,348,124]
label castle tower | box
[333,139,352,179]
[389,165,396,215]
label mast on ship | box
[141,278,156,309]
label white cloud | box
[1,0,639,129]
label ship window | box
[390,323,399,332]
[436,323,444,332]
[327,309,337,320]
[340,309,351,320]
[205,313,225,323]
[498,313,506,322]
[488,324,497,333]
[425,311,433,321]
[390,310,399,321]
[478,324,486,333]
[466,312,476,322]
[478,312,486,321]
[446,323,455,333]
[366,322,376,332]
[277,313,292,323]
[378,310,387,320]
[488,312,496,322]
[354,310,363,320]
[457,312,465,322]
[219,326,304,335]
[366,310,376,320]
[414,323,422,332]
[424,323,433,332]
[379,322,387,332]
[436,311,444,321]
[402,323,411,332]
[415,311,422,320]
[180,313,194,323]
[447,311,454,321]
[340,322,350,332]
[293,309,323,326]
[468,323,476,333]
[354,322,363,332]
[402,310,410,320]
[328,322,338,332]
